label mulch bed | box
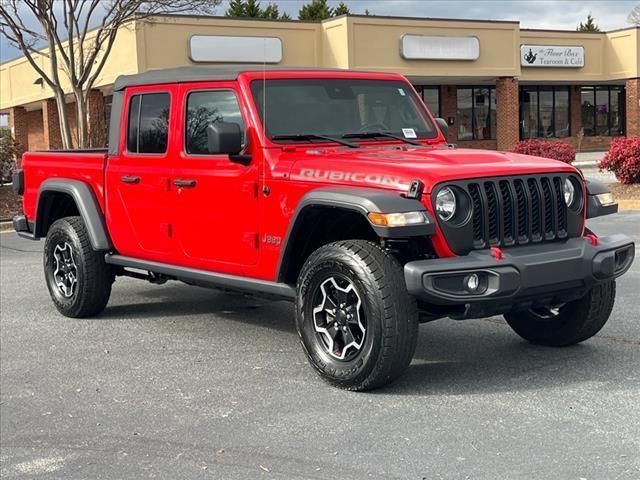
[0,185,22,221]
[608,183,640,211]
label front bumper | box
[405,235,634,317]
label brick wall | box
[627,78,640,138]
[65,102,79,148]
[570,86,582,137]
[495,77,519,151]
[42,99,63,149]
[439,85,458,144]
[87,89,107,147]
[564,136,614,152]
[8,107,28,153]
[26,110,45,151]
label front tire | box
[44,216,114,318]
[295,240,418,391]
[503,281,616,346]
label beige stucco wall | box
[0,24,139,110]
[604,28,639,80]
[138,16,321,72]
[346,16,520,78]
[320,17,350,68]
[1,16,638,112]
[520,30,607,82]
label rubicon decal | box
[297,169,402,187]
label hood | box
[285,145,579,193]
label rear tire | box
[44,216,114,318]
[503,281,616,346]
[295,240,418,391]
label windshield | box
[250,79,438,143]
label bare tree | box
[629,4,640,25]
[0,0,220,149]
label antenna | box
[261,38,268,196]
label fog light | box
[465,273,480,293]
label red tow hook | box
[585,233,599,246]
[490,247,503,260]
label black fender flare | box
[276,187,434,281]
[35,179,112,251]
[585,178,618,219]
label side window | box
[185,90,245,155]
[126,93,170,154]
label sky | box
[0,0,638,63]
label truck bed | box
[21,149,108,221]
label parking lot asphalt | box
[1,212,639,480]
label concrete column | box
[626,78,640,138]
[87,89,107,147]
[495,77,519,151]
[9,106,28,153]
[439,85,457,144]
[42,99,63,150]
[570,86,583,137]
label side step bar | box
[104,254,295,300]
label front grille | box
[466,175,571,249]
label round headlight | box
[436,187,456,221]
[563,178,575,207]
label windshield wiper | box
[272,133,359,148]
[342,131,423,146]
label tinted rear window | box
[127,93,170,154]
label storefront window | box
[457,86,495,141]
[595,87,610,135]
[416,86,440,117]
[611,87,624,136]
[581,86,625,136]
[554,88,570,137]
[519,86,569,139]
[520,87,538,139]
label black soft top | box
[113,65,354,91]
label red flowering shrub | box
[512,139,576,164]
[599,137,640,184]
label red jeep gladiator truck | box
[13,66,635,390]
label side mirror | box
[435,118,448,136]
[207,122,242,155]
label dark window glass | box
[595,87,610,136]
[127,95,141,152]
[581,87,595,136]
[420,86,440,117]
[554,88,570,138]
[520,87,538,139]
[539,88,554,138]
[251,79,437,141]
[186,90,245,155]
[610,87,624,136]
[457,88,473,140]
[581,86,625,137]
[457,86,495,140]
[127,93,170,154]
[519,86,569,139]
[475,88,490,140]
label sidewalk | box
[574,151,617,184]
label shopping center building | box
[1,14,638,152]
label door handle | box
[121,175,140,184]
[173,179,197,188]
